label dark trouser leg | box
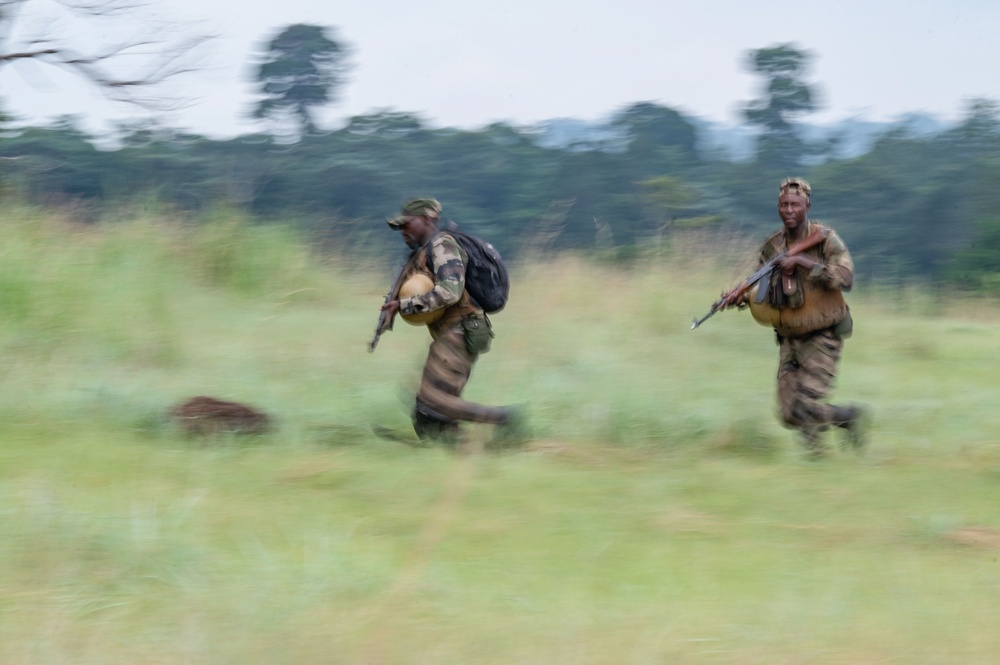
[412,406,460,443]
[831,404,869,451]
[777,330,844,455]
[412,326,508,440]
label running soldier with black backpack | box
[374,198,529,448]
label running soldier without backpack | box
[373,198,529,448]
[717,178,870,458]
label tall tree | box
[610,102,699,169]
[251,24,351,139]
[945,97,1000,161]
[742,43,818,169]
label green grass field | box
[1,208,999,664]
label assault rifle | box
[690,226,829,330]
[368,254,414,352]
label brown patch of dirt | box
[169,396,271,436]
[944,526,1000,549]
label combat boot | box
[799,426,827,460]
[488,404,532,452]
[412,408,460,447]
[833,404,870,452]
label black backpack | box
[428,224,510,314]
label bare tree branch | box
[0,0,213,112]
[0,47,57,61]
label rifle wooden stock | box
[691,227,829,330]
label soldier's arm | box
[398,235,467,316]
[807,231,854,291]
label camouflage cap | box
[779,177,811,202]
[386,197,442,228]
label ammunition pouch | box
[462,314,494,355]
[833,308,853,339]
[751,267,849,338]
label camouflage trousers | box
[776,328,846,452]
[413,325,507,439]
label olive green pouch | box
[462,315,494,354]
[833,309,853,339]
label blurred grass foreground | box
[1,205,1000,664]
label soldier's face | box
[399,215,434,248]
[778,194,809,231]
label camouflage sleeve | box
[809,230,854,291]
[398,235,466,316]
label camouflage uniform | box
[387,199,510,442]
[400,233,507,439]
[754,180,864,455]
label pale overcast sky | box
[1,0,998,138]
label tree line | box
[2,14,999,290]
[4,95,1000,287]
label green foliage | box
[184,208,321,294]
[252,24,351,137]
[0,119,107,201]
[945,216,1000,292]
[0,205,336,369]
[637,175,703,232]
[610,101,699,171]
[809,100,1000,285]
[4,85,1000,289]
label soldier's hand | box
[778,255,818,272]
[379,300,401,331]
[720,289,747,309]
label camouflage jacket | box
[399,232,480,336]
[758,221,854,297]
[754,221,854,335]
